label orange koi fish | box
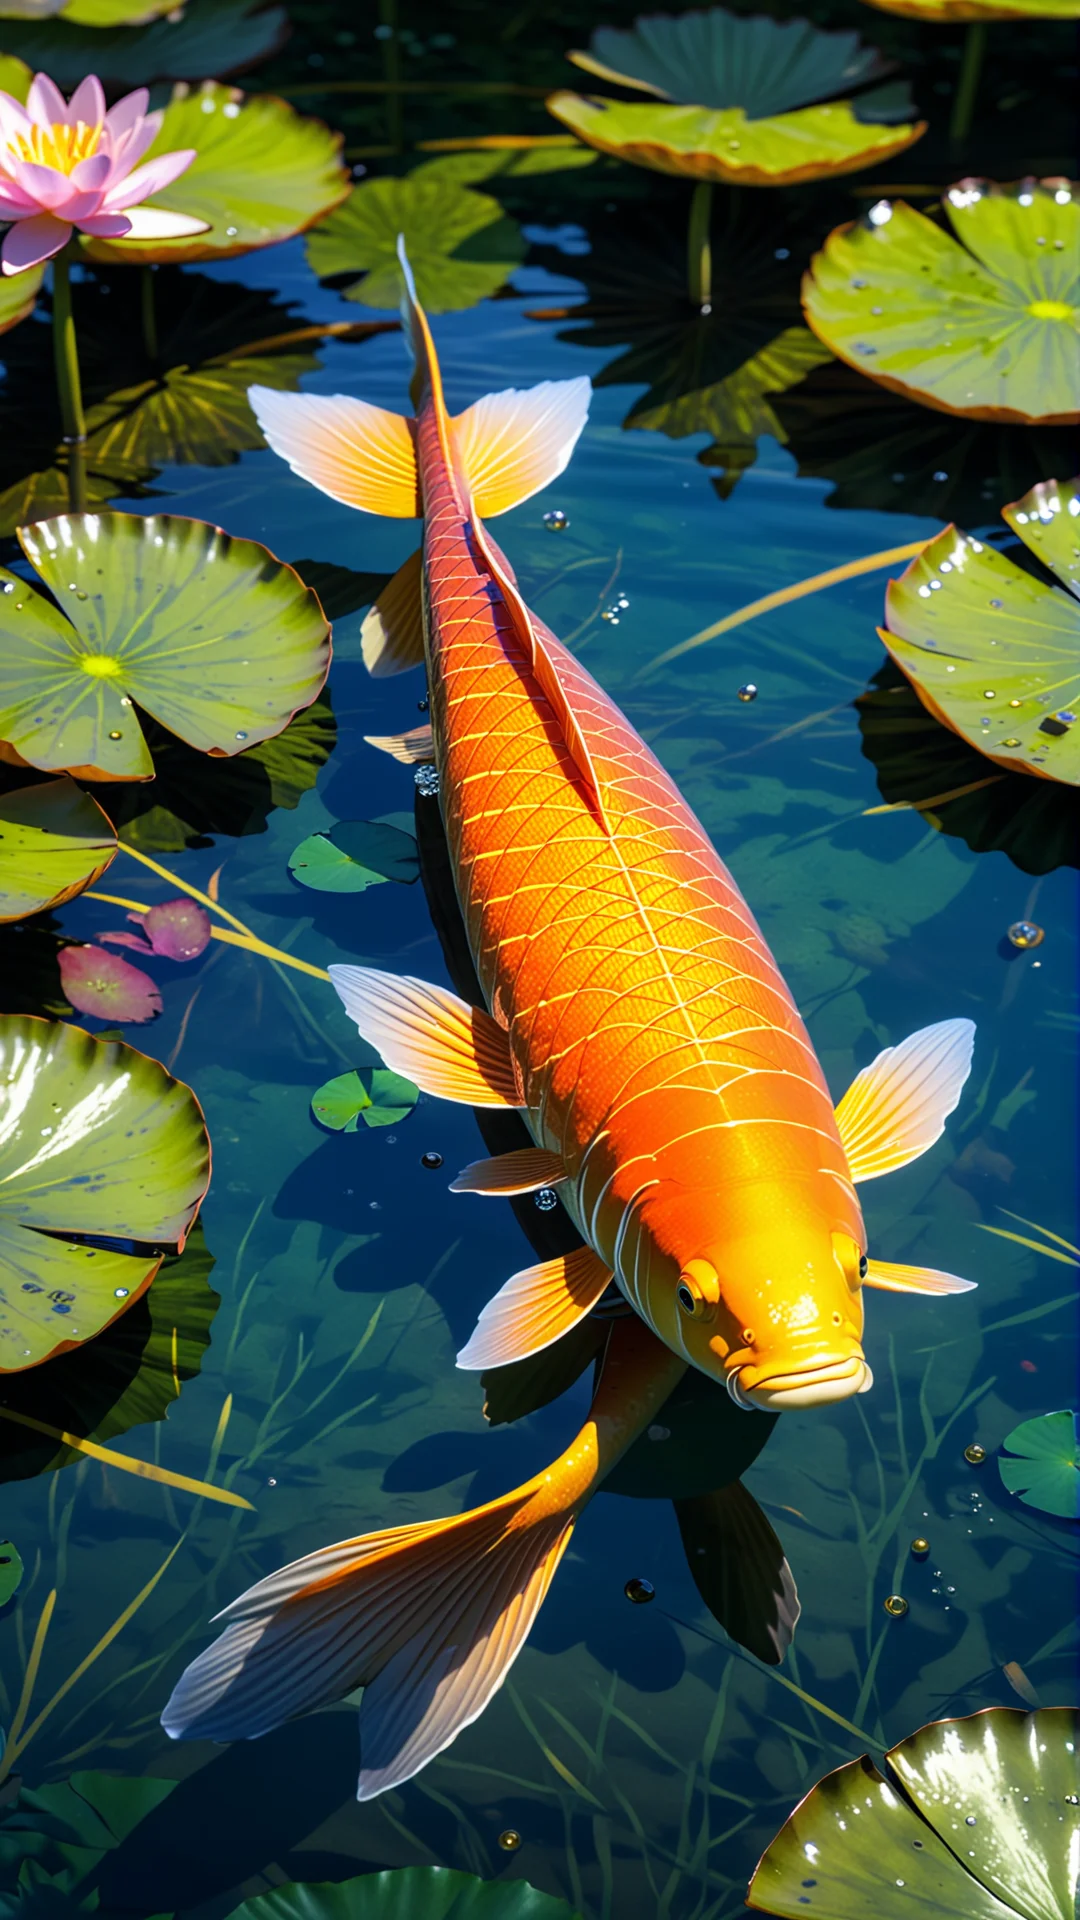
[163,244,975,1794]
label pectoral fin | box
[453,379,591,517]
[834,1018,976,1182]
[361,548,426,677]
[248,387,420,518]
[328,965,519,1107]
[365,724,434,764]
[864,1259,976,1295]
[457,1246,613,1370]
[450,1149,566,1195]
[675,1481,800,1667]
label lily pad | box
[998,1410,1079,1518]
[0,1224,218,1483]
[82,81,349,267]
[311,1066,419,1132]
[0,1014,210,1371]
[306,173,525,313]
[228,1869,582,1920]
[0,0,287,90]
[289,817,418,893]
[0,1540,22,1606]
[748,1706,1080,1918]
[0,263,42,340]
[566,10,894,113]
[802,181,1080,424]
[0,1770,177,1902]
[0,777,117,922]
[100,898,211,961]
[57,944,163,1024]
[882,476,1080,785]
[862,0,1079,19]
[0,511,331,783]
[413,145,599,185]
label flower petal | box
[104,85,150,140]
[117,205,210,239]
[100,147,195,210]
[75,211,133,237]
[1,211,70,273]
[69,151,111,194]
[0,92,33,142]
[26,73,69,130]
[107,113,161,178]
[67,75,105,134]
[6,156,84,213]
[0,178,39,214]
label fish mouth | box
[727,1355,873,1411]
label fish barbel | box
[163,241,976,1793]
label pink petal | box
[0,93,33,141]
[58,944,162,1025]
[67,75,105,132]
[104,87,151,139]
[1,212,69,273]
[75,211,132,237]
[107,114,162,178]
[142,899,212,961]
[26,73,69,129]
[57,188,108,222]
[5,156,77,211]
[0,179,39,213]
[98,929,154,953]
[100,147,195,211]
[69,152,111,194]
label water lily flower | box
[0,72,205,275]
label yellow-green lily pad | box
[82,82,348,267]
[0,263,42,339]
[0,777,116,922]
[0,1015,210,1371]
[749,1706,1080,1919]
[863,0,1079,19]
[803,180,1080,424]
[0,511,331,783]
[882,475,1080,785]
[306,173,525,313]
[998,1409,1079,1518]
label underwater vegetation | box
[0,0,1075,1914]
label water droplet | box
[75,589,88,601]
[108,730,123,740]
[966,1815,977,1826]
[414,764,440,797]
[226,225,238,236]
[1008,696,1022,706]
[647,1424,671,1442]
[267,1475,277,1486]
[774,247,790,259]
[883,1594,909,1617]
[911,1537,930,1558]
[223,102,240,119]
[728,139,740,151]
[933,471,948,483]
[1007,921,1044,950]
[543,508,569,532]
[498,1830,522,1852]
[235,730,248,740]
[737,683,758,702]
[114,1286,130,1299]
[964,1443,987,1464]
[534,1187,558,1211]
[982,689,996,698]
[421,1151,443,1170]
[1003,738,1022,748]
[625,1577,655,1604]
[417,696,429,712]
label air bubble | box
[543,508,569,532]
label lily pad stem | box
[380,0,404,152]
[51,241,86,515]
[141,265,159,366]
[687,180,713,311]
[949,23,986,150]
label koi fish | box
[162,242,976,1794]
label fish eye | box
[859,1253,868,1280]
[677,1282,699,1316]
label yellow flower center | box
[10,119,101,175]
[1027,299,1074,321]
[79,654,122,677]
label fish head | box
[636,1178,871,1411]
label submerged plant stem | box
[0,1408,253,1509]
[51,243,86,514]
[950,23,987,149]
[687,181,713,311]
[141,265,158,365]
[380,0,404,151]
[89,849,332,984]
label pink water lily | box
[0,72,205,275]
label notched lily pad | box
[82,81,349,267]
[0,1014,210,1371]
[882,475,1080,786]
[0,777,116,922]
[290,816,418,893]
[0,511,331,783]
[998,1409,1079,1518]
[311,1066,419,1132]
[749,1706,1080,1919]
[306,173,526,313]
[803,180,1080,424]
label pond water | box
[0,10,1078,1918]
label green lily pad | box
[882,476,1080,786]
[862,0,1079,19]
[749,1706,1080,1919]
[82,81,348,268]
[311,1066,419,1132]
[0,264,41,341]
[289,816,417,893]
[0,777,117,922]
[0,1223,218,1483]
[54,0,175,22]
[0,511,331,783]
[803,181,1080,425]
[567,10,893,114]
[229,1868,582,1920]
[0,1770,176,1901]
[306,174,525,313]
[0,1540,22,1606]
[998,1410,1079,1518]
[0,0,287,90]
[412,145,598,184]
[0,1014,210,1372]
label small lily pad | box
[0,1014,210,1371]
[0,511,331,783]
[229,1868,582,1920]
[0,1539,23,1605]
[290,817,418,893]
[82,81,349,267]
[100,899,212,962]
[306,173,526,313]
[998,1410,1079,1518]
[58,944,163,1025]
[0,777,117,923]
[882,476,1080,786]
[803,181,1080,424]
[749,1706,1080,1919]
[863,0,1079,18]
[311,1067,419,1132]
[0,0,287,90]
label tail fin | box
[161,1481,574,1800]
